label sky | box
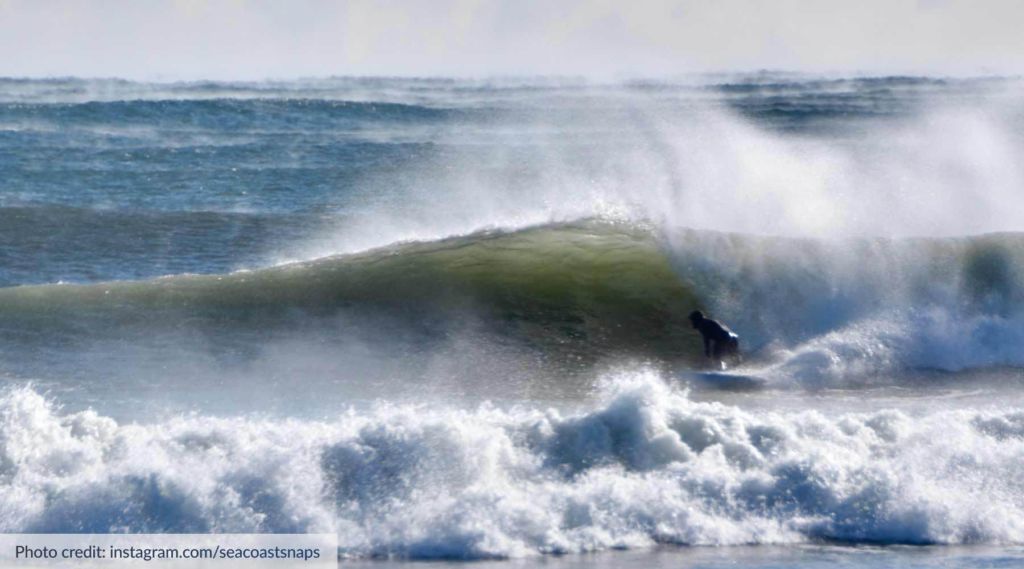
[0,0,1022,80]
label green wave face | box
[0,221,704,364]
[3,221,1024,374]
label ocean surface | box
[2,74,1024,566]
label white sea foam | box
[756,310,1024,386]
[3,371,1024,558]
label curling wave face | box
[0,220,700,367]
[3,372,1024,557]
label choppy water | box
[1,75,1024,565]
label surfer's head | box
[688,310,704,327]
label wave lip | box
[4,372,1024,558]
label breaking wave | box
[1,220,1022,381]
[3,372,1024,557]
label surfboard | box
[681,371,766,390]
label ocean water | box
[2,75,1024,566]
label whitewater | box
[1,75,1024,566]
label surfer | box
[688,310,740,367]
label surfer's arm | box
[703,336,711,358]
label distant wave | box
[0,205,326,287]
[4,372,1024,557]
[1,74,1014,108]
[0,98,457,126]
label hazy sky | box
[1,0,1022,79]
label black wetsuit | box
[694,318,739,361]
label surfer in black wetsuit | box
[689,310,740,367]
